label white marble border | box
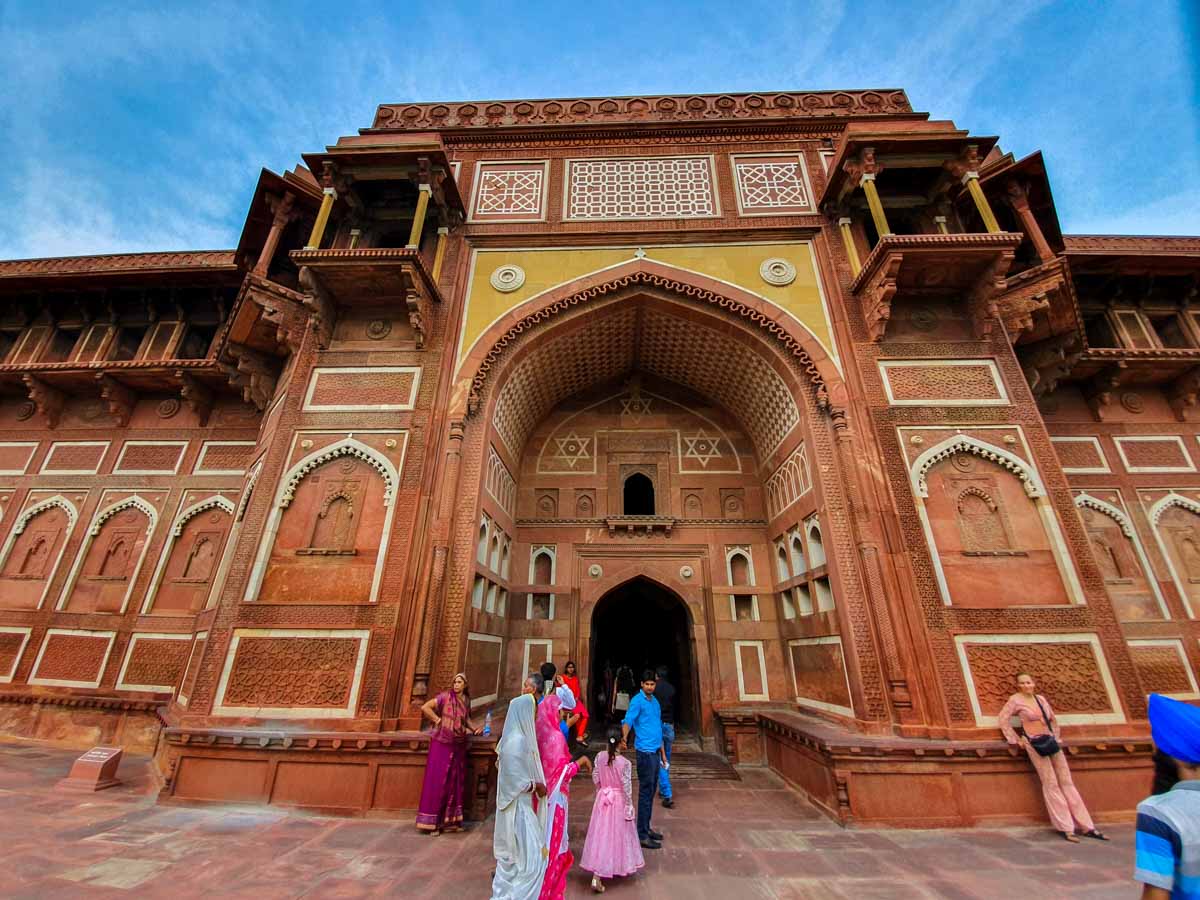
[40,441,110,475]
[879,359,1009,407]
[115,632,193,693]
[954,632,1125,727]
[113,440,188,475]
[176,631,208,707]
[0,442,38,475]
[302,366,421,412]
[733,639,770,701]
[787,635,854,717]
[212,628,372,718]
[193,441,257,475]
[0,626,32,682]
[1051,436,1111,474]
[1114,435,1196,474]
[521,639,553,685]
[1128,638,1200,699]
[28,628,116,688]
[466,632,504,709]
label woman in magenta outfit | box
[535,691,592,899]
[416,673,482,834]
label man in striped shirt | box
[1136,694,1200,899]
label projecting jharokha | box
[0,88,1197,827]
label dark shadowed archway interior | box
[590,577,695,735]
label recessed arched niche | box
[257,448,391,604]
[66,499,155,614]
[0,498,75,609]
[148,498,235,613]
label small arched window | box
[775,544,790,581]
[477,520,489,564]
[729,552,750,585]
[623,473,655,516]
[790,535,807,574]
[807,522,826,568]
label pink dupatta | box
[535,694,571,788]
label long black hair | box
[1152,749,1180,795]
[606,726,621,766]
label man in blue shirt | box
[1136,694,1200,899]
[621,669,668,849]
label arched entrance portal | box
[590,577,696,735]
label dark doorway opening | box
[623,473,655,515]
[590,577,695,736]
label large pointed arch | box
[458,258,842,418]
[910,434,1047,499]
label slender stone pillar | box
[407,185,431,249]
[838,217,862,276]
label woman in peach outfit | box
[998,673,1108,842]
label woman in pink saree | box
[535,688,592,900]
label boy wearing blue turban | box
[1136,694,1200,899]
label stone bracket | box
[1019,332,1082,399]
[298,266,335,350]
[22,375,65,428]
[95,374,136,427]
[221,345,280,411]
[966,249,1015,340]
[859,254,901,342]
[176,371,214,425]
[1168,366,1200,422]
[1083,361,1129,421]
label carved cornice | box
[238,274,308,355]
[996,257,1079,343]
[0,250,236,279]
[372,90,911,131]
[0,692,164,713]
[443,123,846,151]
[1063,235,1200,256]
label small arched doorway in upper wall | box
[623,472,655,515]
[589,576,696,736]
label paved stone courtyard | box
[0,738,1138,898]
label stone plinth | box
[57,746,123,791]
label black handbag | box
[1026,696,1060,756]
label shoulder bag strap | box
[1033,695,1053,731]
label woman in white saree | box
[491,693,549,900]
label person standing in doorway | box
[654,666,676,809]
[1134,693,1200,899]
[620,669,668,849]
[561,661,589,744]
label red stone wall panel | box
[789,639,852,711]
[195,442,255,473]
[221,635,361,709]
[121,637,191,691]
[31,632,112,685]
[1118,438,1193,470]
[0,630,29,680]
[1053,438,1106,471]
[964,641,1112,716]
[884,364,1002,402]
[0,442,37,473]
[41,442,107,473]
[115,442,186,473]
[304,368,417,410]
[1129,644,1195,696]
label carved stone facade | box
[0,88,1193,828]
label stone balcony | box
[289,248,441,349]
[849,232,1023,342]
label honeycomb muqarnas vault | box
[0,88,1197,826]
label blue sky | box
[0,0,1196,260]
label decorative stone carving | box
[21,376,64,428]
[759,258,797,286]
[95,374,136,427]
[489,264,526,293]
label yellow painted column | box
[431,227,449,281]
[860,174,891,237]
[407,185,431,249]
[838,217,862,276]
[934,215,949,235]
[305,187,337,250]
[963,173,1001,234]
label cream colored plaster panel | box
[457,242,836,375]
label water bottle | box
[483,710,492,736]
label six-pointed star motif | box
[682,429,722,467]
[553,432,591,468]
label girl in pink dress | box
[580,728,645,893]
